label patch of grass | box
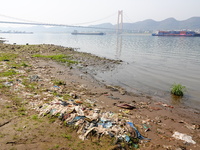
[21,78,29,86]
[50,133,56,137]
[62,133,72,140]
[32,54,78,64]
[49,54,70,63]
[19,112,26,116]
[27,84,36,90]
[21,62,30,67]
[63,120,67,126]
[0,83,6,89]
[54,144,60,149]
[18,106,26,112]
[11,97,23,106]
[171,83,186,96]
[22,79,38,91]
[18,106,27,116]
[8,62,30,69]
[49,117,56,123]
[53,80,66,86]
[16,127,23,132]
[52,91,60,97]
[0,69,17,77]
[31,115,40,120]
[5,105,12,108]
[0,53,17,61]
[31,115,43,122]
[63,94,70,100]
[0,132,6,138]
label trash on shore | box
[143,124,151,132]
[3,82,13,87]
[172,131,196,144]
[154,102,174,108]
[31,99,150,145]
[116,103,136,110]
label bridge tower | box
[117,10,123,34]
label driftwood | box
[0,117,16,127]
[0,120,12,127]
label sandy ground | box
[0,44,199,150]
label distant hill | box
[0,17,200,33]
[97,17,200,31]
[90,23,114,29]
[120,17,200,31]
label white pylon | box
[117,10,123,34]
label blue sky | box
[0,0,199,27]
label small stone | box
[163,145,172,149]
[157,128,165,134]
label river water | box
[2,33,200,110]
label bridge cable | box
[70,12,117,26]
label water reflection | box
[170,94,185,105]
[115,35,122,59]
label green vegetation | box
[0,83,5,89]
[21,62,30,67]
[0,53,17,61]
[31,115,43,122]
[16,127,23,132]
[32,54,78,64]
[22,79,39,92]
[0,69,17,77]
[171,83,186,96]
[49,118,56,123]
[54,144,60,149]
[10,62,30,68]
[11,97,23,107]
[0,132,5,138]
[62,133,72,140]
[31,115,39,120]
[18,106,27,113]
[63,94,71,100]
[53,80,66,86]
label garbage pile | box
[33,99,151,144]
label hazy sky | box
[0,0,200,27]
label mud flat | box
[0,43,199,150]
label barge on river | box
[71,30,105,35]
[152,31,200,37]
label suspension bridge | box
[0,11,133,33]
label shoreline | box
[0,43,199,149]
